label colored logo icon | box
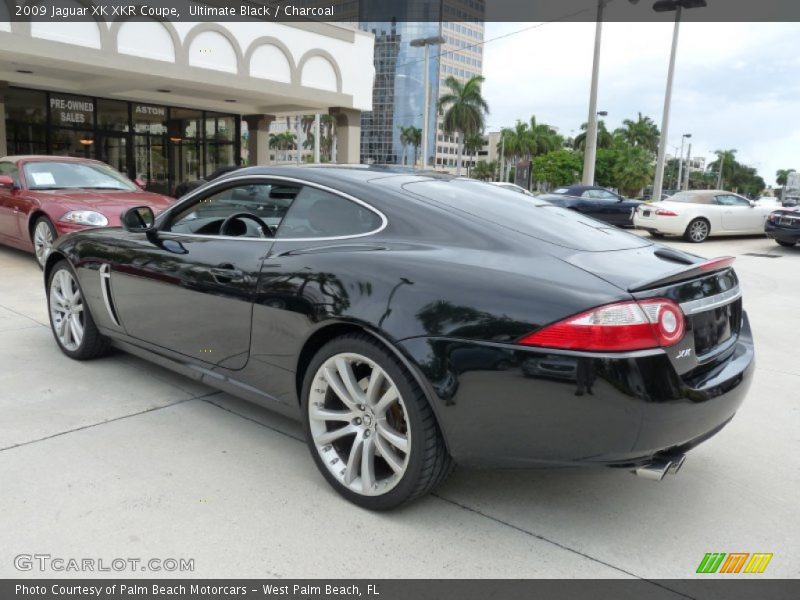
[696,553,773,574]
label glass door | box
[96,134,128,177]
[134,134,169,195]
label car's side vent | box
[99,263,121,327]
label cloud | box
[482,21,800,186]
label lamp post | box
[410,35,445,170]
[581,1,607,186]
[683,142,692,190]
[676,132,691,192]
[581,0,641,185]
[651,0,708,204]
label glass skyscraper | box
[359,1,485,169]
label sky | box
[481,21,800,187]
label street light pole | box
[500,132,505,182]
[410,35,445,170]
[581,0,606,185]
[651,0,707,202]
[676,132,691,192]
[683,142,692,190]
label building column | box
[329,107,361,164]
[243,114,276,166]
[0,82,9,158]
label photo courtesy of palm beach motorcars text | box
[1,0,799,599]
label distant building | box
[359,1,485,169]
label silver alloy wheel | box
[689,220,709,242]
[34,220,54,267]
[308,353,411,496]
[49,269,85,351]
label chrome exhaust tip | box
[634,453,686,481]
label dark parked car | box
[0,156,174,267]
[765,207,800,247]
[543,184,644,227]
[43,166,753,509]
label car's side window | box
[595,190,618,200]
[715,194,750,207]
[0,162,20,186]
[167,182,300,237]
[276,186,383,239]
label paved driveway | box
[0,234,797,580]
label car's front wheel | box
[302,333,452,510]
[33,216,57,269]
[684,218,710,243]
[47,260,111,360]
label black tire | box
[32,216,57,269]
[684,218,710,243]
[47,260,111,360]
[776,240,796,247]
[301,333,453,510]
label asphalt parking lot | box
[0,233,798,581]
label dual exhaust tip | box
[634,453,686,481]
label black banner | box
[4,0,800,23]
[2,580,799,600]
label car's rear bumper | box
[633,215,687,235]
[398,313,754,468]
[765,221,800,243]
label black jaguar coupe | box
[44,166,754,509]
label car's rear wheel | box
[33,216,57,269]
[684,218,710,243]
[776,240,796,247]
[47,260,111,360]
[301,333,452,510]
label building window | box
[4,88,47,155]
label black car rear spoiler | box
[627,256,736,293]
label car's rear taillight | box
[518,299,685,352]
[767,212,779,224]
[655,208,678,216]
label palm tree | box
[573,120,613,152]
[472,160,497,181]
[710,149,738,189]
[497,121,530,181]
[398,126,422,167]
[528,116,562,157]
[776,168,795,201]
[462,133,484,176]
[398,125,411,165]
[268,131,296,163]
[616,113,659,154]
[438,75,489,175]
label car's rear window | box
[401,179,649,252]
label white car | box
[633,190,773,243]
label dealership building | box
[0,15,374,195]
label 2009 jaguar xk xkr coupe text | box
[44,166,754,509]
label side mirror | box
[121,206,155,232]
[748,200,756,207]
[134,178,146,189]
[0,175,15,188]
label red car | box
[0,156,174,267]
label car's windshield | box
[23,161,137,191]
